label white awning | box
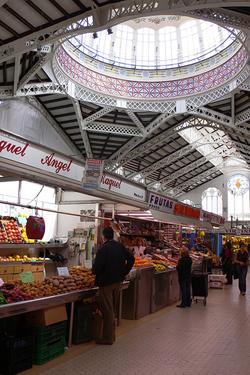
[150,209,213,229]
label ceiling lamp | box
[93,32,98,39]
[107,28,113,35]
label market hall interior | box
[25,274,250,375]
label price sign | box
[84,260,92,269]
[19,272,34,283]
[57,267,69,276]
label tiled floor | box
[25,274,250,375]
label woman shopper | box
[234,243,249,295]
[224,242,233,284]
[176,246,192,308]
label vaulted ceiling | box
[1,0,250,199]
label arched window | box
[201,187,223,215]
[181,199,195,207]
[227,174,249,221]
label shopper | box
[92,226,135,345]
[176,246,192,308]
[224,242,233,284]
[234,243,249,295]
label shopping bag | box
[232,263,239,280]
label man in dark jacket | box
[92,226,135,345]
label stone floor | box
[25,273,250,375]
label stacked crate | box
[32,321,67,365]
[0,321,33,375]
[72,303,93,344]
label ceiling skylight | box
[69,16,238,70]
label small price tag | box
[19,272,34,283]
[84,260,92,269]
[57,267,69,276]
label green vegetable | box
[0,292,7,305]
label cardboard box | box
[92,314,103,340]
[208,274,226,289]
[26,304,68,326]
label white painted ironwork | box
[126,110,145,135]
[136,133,232,182]
[235,109,250,126]
[159,148,236,190]
[81,107,114,129]
[71,99,93,159]
[85,122,143,136]
[17,54,52,93]
[105,112,176,171]
[188,106,232,127]
[105,117,222,171]
[27,96,84,160]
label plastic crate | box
[33,337,65,365]
[0,317,15,335]
[32,320,67,346]
[0,329,33,375]
[72,303,93,345]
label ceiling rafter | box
[131,132,232,181]
[71,98,93,158]
[27,96,84,159]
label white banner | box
[0,130,84,181]
[100,171,146,201]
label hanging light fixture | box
[107,28,113,35]
[93,32,98,39]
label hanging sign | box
[26,216,45,240]
[82,159,104,189]
[148,192,175,214]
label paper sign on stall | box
[19,272,34,283]
[57,267,70,276]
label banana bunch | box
[21,227,35,243]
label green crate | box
[33,337,65,365]
[32,320,67,346]
[72,303,93,345]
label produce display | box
[1,267,95,302]
[0,217,24,244]
[0,283,34,303]
[133,256,152,267]
[0,253,43,262]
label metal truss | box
[71,99,93,159]
[140,133,232,184]
[26,96,84,160]
[108,117,221,174]
[126,110,145,135]
[104,112,176,171]
[85,122,143,136]
[18,83,66,97]
[0,0,248,65]
[188,106,233,127]
[184,7,250,32]
[17,54,52,94]
[81,107,114,128]
[159,147,236,191]
[235,108,250,126]
[166,153,250,198]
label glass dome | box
[69,15,239,70]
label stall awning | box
[150,209,213,229]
